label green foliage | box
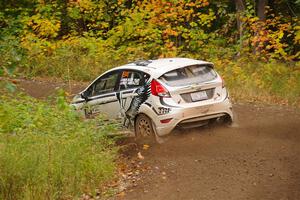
[0,36,26,77]
[0,92,117,199]
[213,57,300,105]
[237,2,300,60]
[1,0,299,68]
[0,0,299,104]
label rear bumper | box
[153,97,233,136]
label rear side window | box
[119,70,150,90]
[119,71,142,90]
[159,65,217,87]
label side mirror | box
[81,92,89,101]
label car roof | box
[80,58,213,93]
[112,58,213,78]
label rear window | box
[159,65,217,87]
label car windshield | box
[159,65,217,87]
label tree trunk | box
[59,0,70,37]
[234,0,246,54]
[257,0,268,21]
[253,0,268,55]
[234,0,246,31]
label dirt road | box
[15,78,300,200]
[116,104,300,200]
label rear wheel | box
[222,114,233,125]
[210,114,232,126]
[135,114,155,140]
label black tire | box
[135,114,155,140]
[209,114,232,127]
[223,114,233,125]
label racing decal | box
[142,99,172,116]
[72,100,86,104]
[159,97,180,108]
[157,107,171,115]
[151,107,171,115]
[117,81,151,128]
[87,93,116,101]
[73,93,116,104]
[83,99,118,117]
[115,70,151,128]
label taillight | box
[151,79,171,98]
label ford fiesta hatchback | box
[71,58,233,139]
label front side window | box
[86,71,120,97]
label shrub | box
[0,92,117,200]
[212,57,300,106]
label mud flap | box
[151,121,166,144]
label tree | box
[233,0,269,53]
[234,0,246,50]
[257,0,268,21]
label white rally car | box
[72,58,233,139]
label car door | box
[84,70,121,118]
[117,69,150,127]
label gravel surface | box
[115,103,300,200]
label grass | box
[0,90,118,200]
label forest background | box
[0,1,300,199]
[1,0,300,105]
